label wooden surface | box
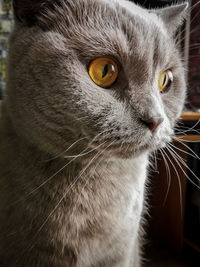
[181,112,200,121]
[175,135,200,141]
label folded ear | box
[13,0,53,26]
[153,2,189,35]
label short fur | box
[0,0,187,266]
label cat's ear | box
[153,2,189,34]
[13,0,53,26]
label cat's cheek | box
[153,118,173,148]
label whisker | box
[168,144,200,183]
[162,147,183,217]
[63,128,115,158]
[173,136,200,158]
[46,128,115,161]
[71,140,117,217]
[26,140,115,254]
[175,126,200,135]
[189,46,200,52]
[9,132,111,207]
[176,120,200,134]
[176,125,200,132]
[166,146,200,188]
[189,42,200,48]
[190,0,200,12]
[159,148,172,207]
[9,151,85,208]
[168,142,199,160]
[149,151,160,173]
[153,151,158,171]
[63,142,104,158]
[45,136,88,161]
[175,19,200,48]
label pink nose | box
[141,117,164,133]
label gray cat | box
[0,0,188,266]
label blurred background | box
[0,0,199,266]
[0,0,13,99]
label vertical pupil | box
[162,74,167,86]
[102,64,109,78]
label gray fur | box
[153,2,189,35]
[0,0,187,266]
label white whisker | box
[45,136,88,161]
[26,140,115,254]
[173,136,200,158]
[168,142,199,160]
[159,148,172,207]
[167,145,200,185]
[176,120,200,135]
[162,147,183,217]
[9,131,113,207]
[71,140,117,217]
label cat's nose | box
[140,116,164,133]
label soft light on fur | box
[0,0,188,266]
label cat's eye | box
[88,58,119,88]
[158,70,173,93]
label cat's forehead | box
[46,0,170,61]
[54,0,171,72]
[105,0,166,33]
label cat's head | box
[6,0,188,159]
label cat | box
[0,0,188,266]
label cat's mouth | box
[81,126,173,159]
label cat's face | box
[7,0,187,159]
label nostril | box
[141,117,164,133]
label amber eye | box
[88,58,119,88]
[158,70,173,93]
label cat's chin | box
[93,142,153,159]
[97,136,172,159]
